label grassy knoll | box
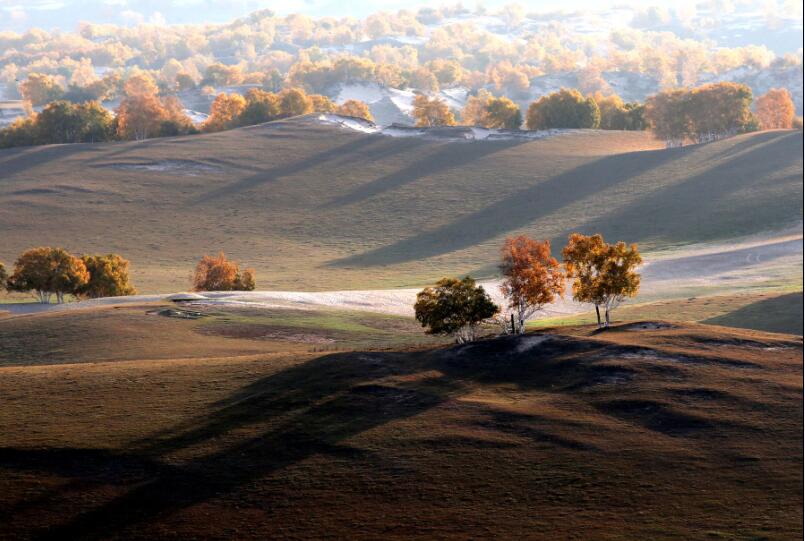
[531,289,804,335]
[0,306,801,539]
[0,119,799,292]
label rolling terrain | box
[0,117,801,294]
[0,304,801,539]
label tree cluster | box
[415,233,642,342]
[202,87,372,132]
[645,82,757,146]
[192,252,256,291]
[1,248,135,303]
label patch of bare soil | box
[199,323,336,344]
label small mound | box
[622,321,677,331]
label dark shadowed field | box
[0,304,801,540]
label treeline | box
[3,6,799,106]
[202,88,372,133]
[0,249,257,303]
[2,77,800,148]
[412,83,800,146]
[0,249,135,303]
[414,233,642,342]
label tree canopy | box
[562,233,642,327]
[526,88,601,130]
[414,276,498,343]
[499,236,565,333]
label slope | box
[0,116,800,292]
[0,305,801,540]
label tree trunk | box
[605,307,611,327]
[595,305,601,327]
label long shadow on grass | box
[704,292,804,335]
[321,140,527,209]
[2,349,456,540]
[551,130,803,249]
[329,145,682,267]
[187,134,394,205]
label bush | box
[78,254,136,298]
[414,276,498,343]
[193,252,256,291]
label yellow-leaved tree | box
[412,95,456,127]
[562,233,641,328]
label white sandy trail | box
[2,231,801,319]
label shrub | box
[193,252,256,291]
[414,276,498,343]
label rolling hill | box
[0,304,801,539]
[0,116,801,292]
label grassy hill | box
[0,117,801,292]
[0,304,801,539]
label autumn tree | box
[238,88,281,125]
[0,262,7,291]
[646,82,755,145]
[593,92,646,131]
[562,234,642,328]
[526,88,600,130]
[203,93,247,132]
[279,87,313,117]
[414,276,499,343]
[336,99,373,121]
[77,254,136,298]
[19,73,64,106]
[34,100,114,144]
[193,252,256,292]
[499,236,565,334]
[484,96,522,129]
[7,247,89,303]
[309,94,336,113]
[412,95,456,127]
[755,88,796,130]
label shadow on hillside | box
[331,131,802,268]
[0,143,106,178]
[321,140,526,209]
[188,133,433,206]
[704,292,804,335]
[0,349,457,540]
[329,145,681,267]
[558,130,803,247]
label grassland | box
[0,118,800,292]
[532,289,804,335]
[0,304,801,540]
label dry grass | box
[0,306,801,540]
[0,119,799,292]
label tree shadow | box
[0,349,458,540]
[188,135,382,205]
[329,146,680,267]
[704,292,804,335]
[321,140,526,209]
[552,130,802,248]
[0,143,106,179]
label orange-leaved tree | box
[755,88,796,130]
[78,254,136,298]
[412,95,456,127]
[499,236,565,333]
[336,99,373,121]
[203,93,247,132]
[192,252,256,291]
[562,233,641,328]
[7,247,89,303]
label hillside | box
[0,118,801,292]
[0,304,801,539]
